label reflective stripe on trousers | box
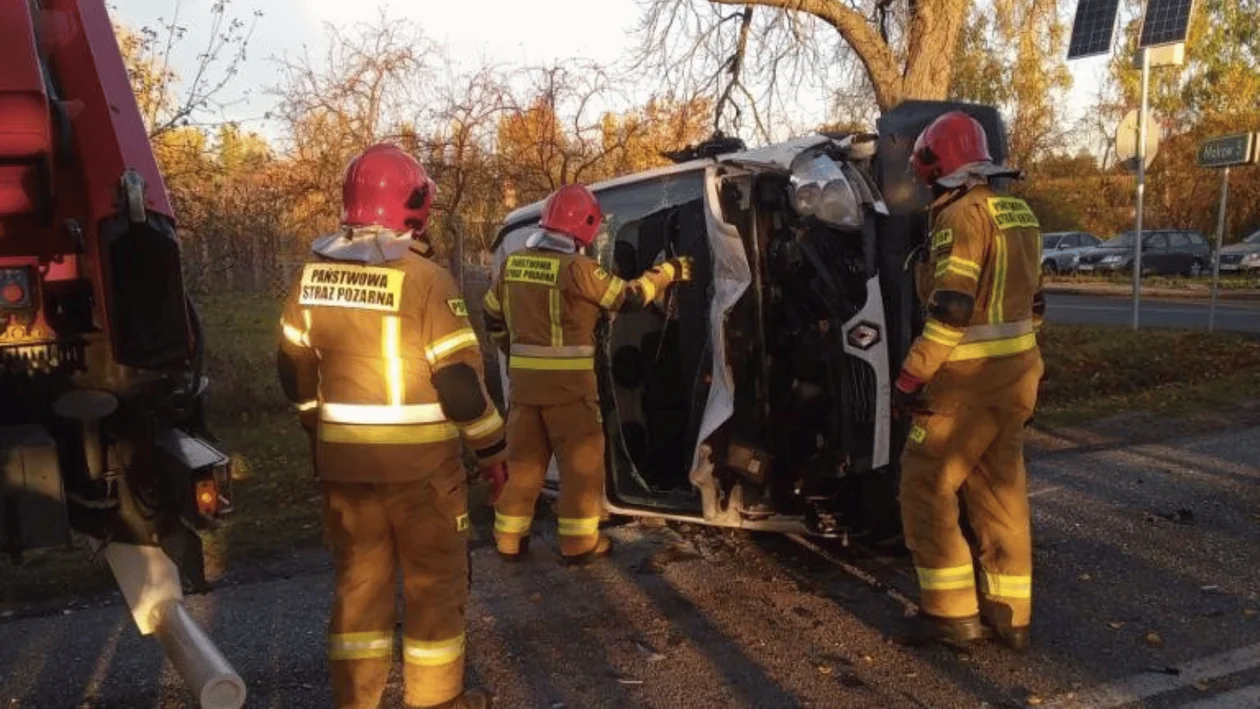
[557,516,600,538]
[329,631,393,661]
[916,564,976,591]
[980,572,1032,599]
[403,633,466,667]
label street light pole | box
[1208,165,1230,332]
[1132,47,1150,330]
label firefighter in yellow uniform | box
[482,184,691,565]
[893,112,1046,652]
[278,144,505,709]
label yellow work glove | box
[663,256,693,283]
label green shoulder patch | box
[447,298,469,317]
[908,424,927,445]
[593,266,610,281]
[931,228,954,252]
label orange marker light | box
[1,283,23,304]
[195,480,219,516]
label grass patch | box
[195,293,324,571]
[1035,323,1260,427]
[1047,273,1260,291]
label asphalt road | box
[1046,294,1260,333]
[2,425,1259,708]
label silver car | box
[1041,231,1102,275]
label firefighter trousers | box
[494,398,606,557]
[321,470,471,709]
[899,400,1035,630]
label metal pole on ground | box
[1208,166,1230,332]
[1132,48,1150,331]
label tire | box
[1188,260,1204,278]
[1041,260,1058,276]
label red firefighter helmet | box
[909,111,993,186]
[341,144,435,234]
[539,184,603,247]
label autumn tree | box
[1101,0,1260,241]
[633,0,971,138]
[599,96,715,175]
[494,63,634,203]
[113,0,260,139]
[269,11,430,237]
[949,0,1072,170]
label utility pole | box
[1132,48,1150,330]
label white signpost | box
[1197,132,1257,331]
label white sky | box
[108,0,1114,148]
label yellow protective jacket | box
[903,184,1046,410]
[482,247,681,406]
[277,247,506,483]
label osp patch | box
[447,298,469,317]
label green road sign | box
[1197,132,1255,168]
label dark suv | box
[1076,229,1212,277]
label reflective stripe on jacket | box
[278,247,506,483]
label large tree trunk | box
[711,0,969,112]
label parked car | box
[487,100,1010,541]
[1041,231,1102,274]
[1217,229,1260,274]
[1076,229,1211,277]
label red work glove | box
[891,370,930,419]
[482,462,508,504]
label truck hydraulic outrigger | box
[1,2,244,706]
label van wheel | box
[1041,260,1057,276]
[1188,260,1204,278]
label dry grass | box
[1046,273,1260,291]
[1035,323,1260,427]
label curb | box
[1044,284,1260,302]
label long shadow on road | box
[747,430,1260,706]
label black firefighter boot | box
[495,535,531,563]
[988,624,1030,652]
[422,688,493,709]
[560,534,615,567]
[894,612,991,651]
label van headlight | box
[1243,253,1260,264]
[789,154,862,228]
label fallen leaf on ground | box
[1193,681,1210,692]
[1200,585,1223,593]
[614,675,644,685]
[1144,631,1164,648]
[1244,609,1258,618]
[635,642,666,662]
[1025,695,1044,706]
[1107,621,1124,629]
[1078,573,1092,581]
[817,665,833,675]
[529,592,543,603]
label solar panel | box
[1139,0,1196,48]
[1067,0,1122,59]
